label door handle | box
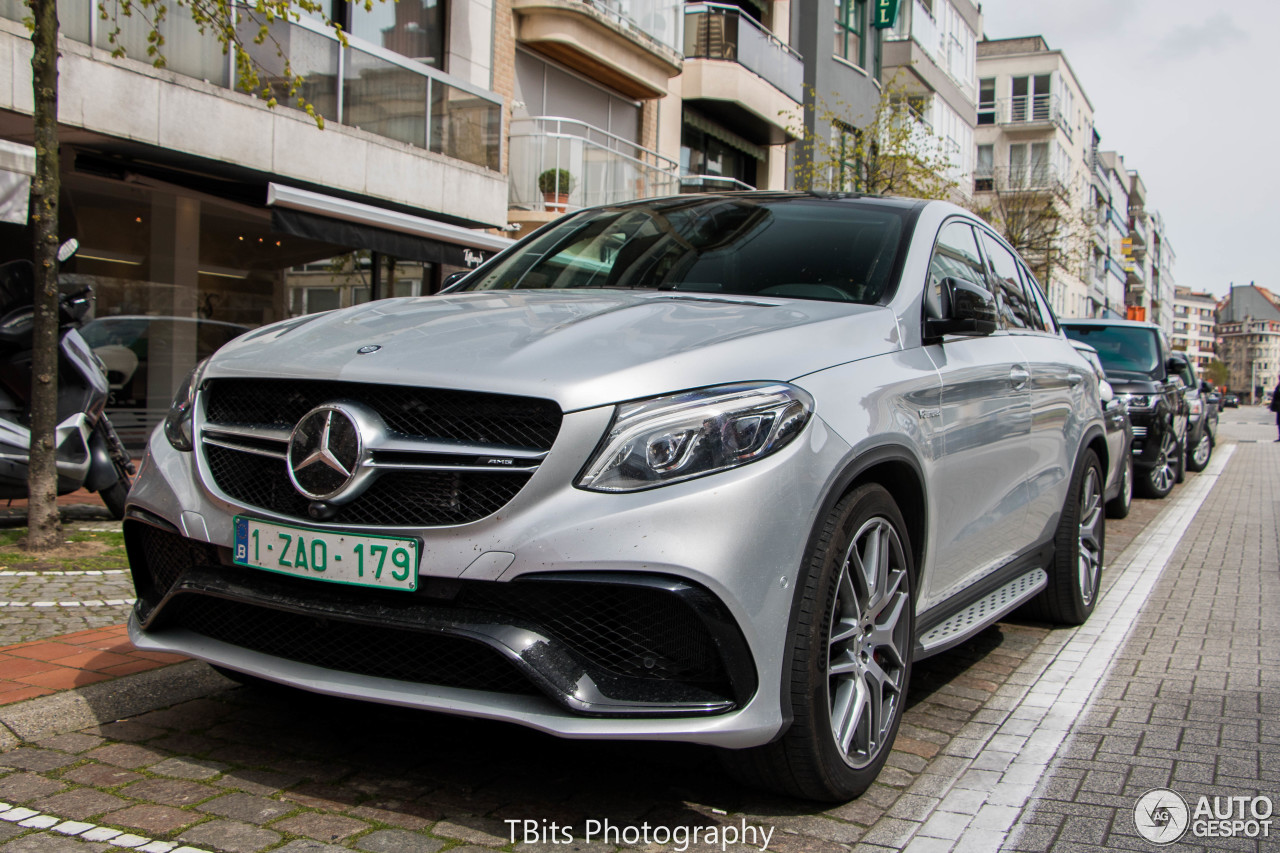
[1067,372,1083,387]
[1010,366,1030,389]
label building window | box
[978,78,995,125]
[348,0,446,68]
[835,0,866,67]
[1011,74,1051,122]
[975,144,993,192]
[834,123,862,191]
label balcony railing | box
[1005,164,1062,191]
[508,116,680,213]
[997,95,1069,137]
[1129,216,1148,247]
[683,3,802,101]
[4,0,503,171]
[578,0,684,52]
[679,174,755,192]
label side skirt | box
[913,543,1052,660]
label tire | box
[1174,429,1186,484]
[1024,449,1104,626]
[720,484,914,802]
[1105,452,1132,520]
[1136,429,1179,499]
[98,478,130,521]
[1186,430,1213,473]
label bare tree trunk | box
[26,0,61,550]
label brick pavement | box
[996,437,1280,851]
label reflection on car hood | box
[209,290,901,411]
[1105,376,1163,394]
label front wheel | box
[720,484,914,802]
[1186,430,1213,472]
[1025,449,1104,626]
[98,477,130,521]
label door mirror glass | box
[925,277,999,340]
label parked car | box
[1167,353,1217,472]
[1071,341,1134,519]
[1063,319,1189,500]
[123,194,1108,802]
[1223,393,1239,408]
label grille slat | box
[204,379,562,449]
[199,380,560,526]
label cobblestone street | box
[0,408,1271,852]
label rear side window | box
[1019,265,1056,332]
[979,233,1033,329]
[925,222,990,320]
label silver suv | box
[125,194,1107,802]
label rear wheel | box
[1186,430,1213,472]
[1105,453,1132,520]
[720,484,914,802]
[1025,449,1104,625]
[1137,430,1178,499]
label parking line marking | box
[864,445,1235,852]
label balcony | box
[883,0,977,106]
[996,95,1070,137]
[3,2,504,173]
[513,0,683,98]
[507,116,680,217]
[1004,164,1063,192]
[1129,215,1148,248]
[681,3,801,146]
[1125,260,1146,286]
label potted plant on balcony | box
[538,168,574,211]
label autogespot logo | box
[1135,788,1190,845]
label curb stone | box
[0,661,233,746]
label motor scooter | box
[0,240,134,519]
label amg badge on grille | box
[287,406,364,501]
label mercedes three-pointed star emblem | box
[287,405,363,501]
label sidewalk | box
[998,438,1280,851]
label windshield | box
[1063,325,1160,376]
[460,197,912,304]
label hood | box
[1104,376,1164,394]
[210,290,902,411]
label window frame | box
[835,0,867,68]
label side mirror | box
[925,277,998,341]
[1099,379,1114,405]
[1165,357,1183,375]
[441,271,469,291]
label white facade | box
[975,37,1095,318]
[1172,288,1217,371]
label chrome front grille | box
[1131,426,1147,439]
[197,379,562,527]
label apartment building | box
[1216,284,1280,400]
[0,0,515,443]
[1148,210,1176,337]
[974,36,1095,318]
[883,0,982,198]
[1089,149,1128,319]
[1171,287,1216,371]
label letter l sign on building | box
[873,0,900,29]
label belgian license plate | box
[233,516,419,591]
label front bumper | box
[125,407,853,748]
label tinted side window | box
[925,222,989,320]
[1019,264,1056,332]
[979,233,1033,329]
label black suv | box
[1168,352,1217,472]
[1063,320,1189,498]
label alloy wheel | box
[1077,466,1104,606]
[827,517,910,770]
[1192,434,1211,468]
[1151,432,1177,493]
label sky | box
[973,0,1280,298]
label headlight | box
[577,383,813,493]
[163,359,209,452]
[1119,393,1154,410]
